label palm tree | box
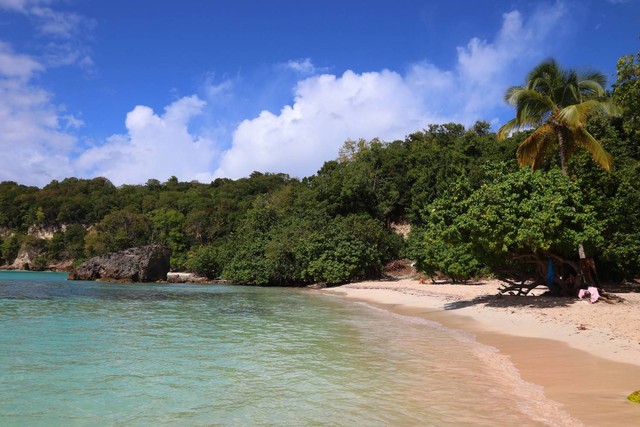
[497,59,619,176]
[498,59,620,293]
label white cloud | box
[1,0,95,71]
[0,41,43,78]
[0,1,90,39]
[0,41,79,186]
[204,77,234,99]
[30,6,89,39]
[0,0,571,186]
[0,0,35,12]
[214,69,446,178]
[75,96,218,186]
[214,2,568,179]
[0,1,96,187]
[454,4,564,118]
[284,58,317,74]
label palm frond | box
[579,69,607,89]
[573,127,614,171]
[501,58,616,173]
[531,139,554,170]
[512,90,555,124]
[497,118,520,140]
[498,89,553,138]
[593,99,623,117]
[560,82,581,106]
[558,99,622,127]
[558,104,581,128]
[578,79,606,98]
[516,124,555,169]
[504,85,524,105]
[526,59,561,87]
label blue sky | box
[0,0,638,186]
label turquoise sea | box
[0,271,574,426]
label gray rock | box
[69,245,171,282]
[166,272,208,283]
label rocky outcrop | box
[47,259,74,272]
[166,272,209,283]
[28,224,65,240]
[8,247,44,271]
[69,245,171,282]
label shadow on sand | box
[443,280,640,311]
[444,293,579,311]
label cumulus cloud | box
[0,0,97,186]
[0,0,571,186]
[0,44,78,186]
[75,96,217,186]
[214,69,447,178]
[213,2,567,179]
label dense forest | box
[1,51,639,287]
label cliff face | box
[9,247,38,271]
[69,245,171,282]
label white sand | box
[323,279,640,426]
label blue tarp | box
[546,258,554,286]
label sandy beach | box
[324,279,640,426]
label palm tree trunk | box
[557,129,591,293]
[556,129,568,176]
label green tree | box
[149,209,189,267]
[612,50,640,142]
[497,59,619,175]
[0,234,20,265]
[461,167,603,282]
[185,245,221,279]
[408,177,486,281]
[497,59,620,289]
[49,224,87,261]
[408,166,604,287]
[301,214,403,285]
[86,210,151,255]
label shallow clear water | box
[0,271,573,426]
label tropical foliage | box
[1,51,639,286]
[497,59,619,175]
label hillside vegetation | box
[1,51,639,286]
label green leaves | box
[466,168,602,255]
[612,50,640,142]
[499,58,616,175]
[408,165,605,280]
[86,210,151,256]
[218,206,401,286]
[2,54,639,285]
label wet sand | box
[324,279,640,426]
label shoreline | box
[323,279,640,426]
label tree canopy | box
[1,51,640,287]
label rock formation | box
[69,245,171,282]
[8,247,42,271]
[166,272,209,283]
